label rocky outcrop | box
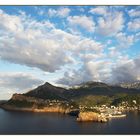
[2,93,73,114]
[77,112,107,122]
[11,93,44,103]
[33,107,70,113]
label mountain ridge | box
[118,81,140,89]
[19,81,140,101]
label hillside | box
[119,81,140,89]
[25,82,69,100]
[21,81,140,101]
[2,81,140,112]
[69,81,140,98]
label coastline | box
[1,104,130,123]
[1,105,108,123]
[1,99,139,124]
[0,104,71,113]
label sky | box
[0,6,140,99]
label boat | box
[109,114,126,118]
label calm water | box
[0,108,140,135]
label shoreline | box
[0,104,78,114]
[0,104,131,123]
[1,106,126,122]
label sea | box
[0,108,140,135]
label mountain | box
[9,81,140,101]
[2,81,140,112]
[119,81,140,90]
[24,81,140,100]
[25,82,69,100]
[69,81,140,98]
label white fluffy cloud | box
[67,15,95,32]
[89,6,107,16]
[58,55,140,86]
[0,9,104,73]
[0,9,72,72]
[116,32,135,48]
[57,60,111,86]
[48,7,70,18]
[128,18,140,31]
[89,7,124,36]
[128,9,140,17]
[108,47,121,58]
[0,6,140,90]
[96,12,124,36]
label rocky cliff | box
[77,112,107,122]
[2,93,72,113]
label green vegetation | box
[37,103,46,109]
[4,81,140,110]
[75,95,113,107]
[6,93,140,110]
[80,108,100,113]
[73,93,140,108]
[8,100,34,108]
[112,94,140,106]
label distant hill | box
[119,81,140,90]
[69,81,140,99]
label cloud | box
[0,10,75,72]
[89,6,107,16]
[67,15,95,32]
[80,53,105,62]
[58,55,140,86]
[57,60,111,86]
[48,8,56,17]
[57,7,70,17]
[108,47,121,58]
[128,18,140,31]
[0,72,44,97]
[0,9,105,73]
[89,7,124,36]
[48,7,70,18]
[0,72,43,90]
[111,57,140,83]
[78,8,85,12]
[128,9,140,17]
[1,6,140,89]
[116,32,135,48]
[96,12,124,36]
[76,38,103,53]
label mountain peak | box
[25,81,67,100]
[43,82,53,87]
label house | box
[111,106,116,109]
[132,100,137,104]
